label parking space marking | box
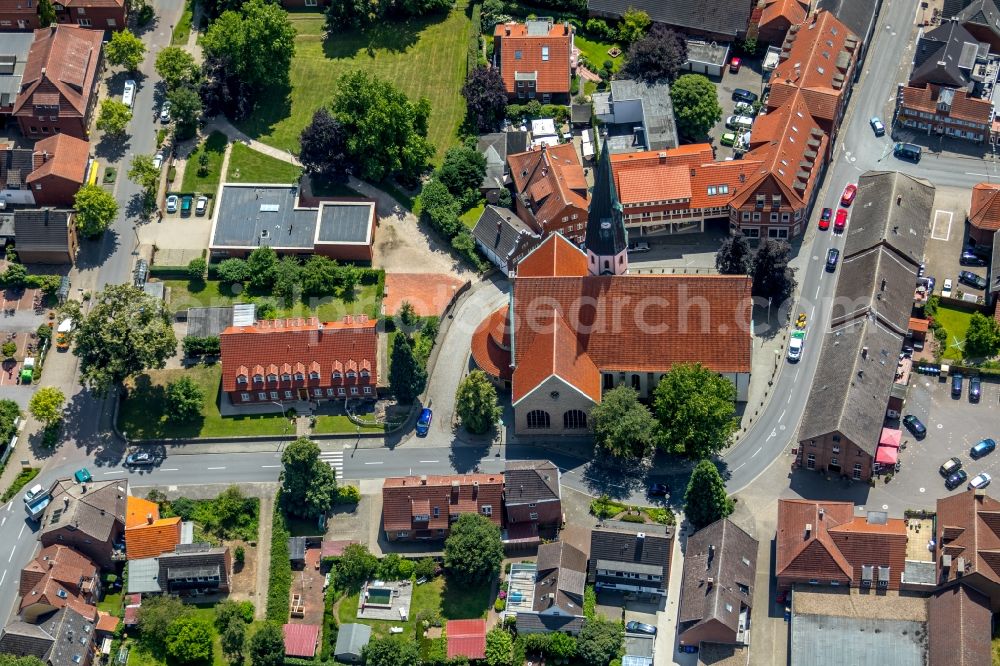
[930,210,953,241]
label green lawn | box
[235,5,470,160]
[164,279,380,321]
[313,415,384,434]
[180,131,228,194]
[171,0,194,46]
[125,605,227,666]
[459,202,484,230]
[226,143,303,184]
[935,305,974,361]
[118,364,292,439]
[336,576,490,640]
[97,592,122,614]
[574,33,625,73]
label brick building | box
[39,478,127,569]
[381,474,504,542]
[969,182,1000,246]
[507,143,589,244]
[502,460,561,544]
[754,0,810,45]
[493,19,574,104]
[18,545,100,623]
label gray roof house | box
[677,518,758,647]
[587,0,753,41]
[589,521,673,600]
[0,606,97,666]
[13,209,77,264]
[40,479,127,569]
[592,79,678,154]
[126,543,231,596]
[0,33,34,113]
[477,132,528,202]
[503,460,562,538]
[910,20,987,89]
[515,541,588,635]
[471,205,541,277]
[334,623,371,663]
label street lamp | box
[271,401,289,437]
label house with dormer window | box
[493,19,575,104]
[381,474,504,542]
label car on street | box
[971,438,997,459]
[628,241,650,253]
[125,451,155,468]
[952,373,963,397]
[940,457,963,476]
[122,79,136,108]
[903,414,927,438]
[946,469,969,490]
[788,330,804,362]
[166,195,179,214]
[894,142,922,162]
[73,468,92,483]
[648,482,669,496]
[23,484,44,503]
[152,152,163,170]
[840,183,858,206]
[181,195,193,217]
[626,621,657,636]
[726,115,754,131]
[969,472,992,490]
[959,270,988,290]
[196,195,208,216]
[960,251,987,266]
[825,248,839,272]
[834,208,848,233]
[729,56,742,73]
[159,101,172,123]
[970,376,982,402]
[721,132,736,147]
[870,117,885,136]
[732,88,758,104]
[416,408,433,436]
[942,278,953,297]
[819,207,832,230]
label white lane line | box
[1,516,5,528]
[0,570,5,588]
[786,394,791,404]
[206,466,226,470]
[966,172,992,177]
[18,523,25,539]
[7,549,13,563]
[814,283,820,299]
[794,368,800,382]
[103,470,125,475]
[160,468,179,471]
[779,410,786,422]
[751,447,762,457]
[261,465,281,468]
[731,463,745,472]
[364,461,383,465]
[419,460,439,463]
[5,501,11,512]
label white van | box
[726,115,754,131]
[122,80,136,109]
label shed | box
[446,619,487,661]
[334,623,372,664]
[289,537,306,568]
[282,623,320,658]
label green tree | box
[280,437,338,519]
[300,255,340,296]
[438,145,487,203]
[165,616,213,664]
[1,342,15,359]
[217,258,250,283]
[0,657,46,666]
[248,622,286,666]
[715,235,753,275]
[546,632,578,660]
[965,312,1000,359]
[361,636,421,666]
[621,24,687,83]
[155,47,199,89]
[332,543,379,591]
[166,376,204,422]
[29,386,65,427]
[389,333,426,404]
[271,256,301,304]
[1,263,25,287]
[444,513,503,585]
[590,385,658,459]
[167,85,203,140]
[220,618,246,664]
[397,301,418,329]
[37,0,56,26]
[484,628,514,666]
[105,30,146,71]
[73,284,177,395]
[671,74,723,140]
[331,70,434,183]
[751,238,797,300]
[653,363,737,458]
[187,257,207,280]
[201,0,296,93]
[577,617,623,666]
[617,7,650,43]
[246,246,278,290]
[96,99,132,136]
[128,153,160,211]
[74,185,119,238]
[684,459,734,529]
[455,370,501,434]
[419,178,461,239]
[137,595,186,650]
[214,600,255,630]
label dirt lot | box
[226,538,258,603]
[373,212,475,278]
[290,547,326,626]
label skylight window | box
[541,46,549,61]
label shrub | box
[235,546,245,566]
[1,342,16,358]
[183,335,221,357]
[336,484,361,504]
[494,597,505,612]
[619,512,646,523]
[266,499,292,622]
[414,557,438,580]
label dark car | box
[960,251,987,267]
[940,457,963,477]
[626,621,657,636]
[946,469,969,490]
[825,248,839,272]
[971,438,997,459]
[894,142,922,162]
[970,376,982,402]
[181,195,193,217]
[732,88,758,104]
[648,483,669,496]
[124,451,154,467]
[903,414,927,438]
[959,270,988,290]
[415,408,433,437]
[952,373,964,397]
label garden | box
[180,132,229,194]
[589,494,676,526]
[226,144,303,185]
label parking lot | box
[628,225,729,272]
[920,187,985,302]
[710,56,766,159]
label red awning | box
[875,445,899,465]
[879,427,902,448]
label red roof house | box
[381,474,504,542]
[124,496,181,560]
[446,619,486,660]
[27,133,90,206]
[756,0,810,44]
[283,623,320,658]
[507,143,589,243]
[220,316,378,406]
[968,182,1000,245]
[494,19,574,103]
[18,544,100,622]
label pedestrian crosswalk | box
[319,451,344,478]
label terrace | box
[355,580,413,622]
[504,562,537,615]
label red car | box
[834,208,848,232]
[840,183,858,206]
[819,207,832,230]
[729,56,742,73]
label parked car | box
[825,248,839,272]
[124,451,154,468]
[195,195,208,216]
[959,270,988,290]
[726,115,754,131]
[870,117,885,136]
[23,484,45,504]
[946,469,969,490]
[952,373,964,397]
[903,414,927,438]
[970,376,982,402]
[628,241,650,253]
[152,152,163,170]
[166,195,179,214]
[834,208,848,233]
[415,408,433,436]
[894,142,922,162]
[971,438,997,459]
[732,88,758,104]
[159,101,172,123]
[720,132,737,147]
[969,472,992,490]
[181,195,193,217]
[960,251,987,267]
[122,79,136,108]
[73,468,92,483]
[648,482,669,496]
[942,278,953,297]
[729,57,742,73]
[733,101,753,115]
[788,330,804,362]
[819,207,832,230]
[840,183,858,206]
[940,457,963,476]
[626,621,657,636]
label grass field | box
[459,202,484,230]
[313,415,384,434]
[171,0,194,46]
[227,143,303,184]
[125,605,227,666]
[936,305,974,361]
[574,33,624,73]
[180,131,228,194]
[165,279,380,321]
[235,5,470,161]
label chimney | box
[819,507,825,519]
[658,151,667,163]
[707,544,715,569]
[505,26,511,36]
[420,475,427,485]
[146,513,153,525]
[804,523,812,538]
[861,346,869,359]
[636,532,645,540]
[706,577,714,589]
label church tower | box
[585,138,628,276]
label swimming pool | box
[366,587,393,607]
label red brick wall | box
[18,116,88,141]
[505,500,561,528]
[0,11,39,30]
[797,432,873,481]
[32,174,82,208]
[57,6,126,30]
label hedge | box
[266,496,292,622]
[149,266,193,278]
[468,3,482,75]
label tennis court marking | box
[930,210,953,241]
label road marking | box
[364,461,383,465]
[160,468,178,471]
[261,465,281,468]
[103,470,125,475]
[319,451,343,476]
[779,410,786,422]
[814,284,820,299]
[965,172,993,177]
[731,463,745,472]
[4,501,10,512]
[794,368,800,382]
[1,516,5,528]
[0,570,5,588]
[786,394,791,404]
[18,524,25,539]
[931,210,953,241]
[206,467,226,470]
[419,460,439,463]
[751,447,762,457]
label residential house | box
[968,182,1000,245]
[0,0,38,30]
[39,478,127,569]
[754,0,810,45]
[935,488,1000,610]
[943,0,1000,52]
[19,545,100,623]
[333,624,371,664]
[208,184,376,262]
[507,143,589,244]
[470,205,541,277]
[929,584,992,666]
[445,620,487,661]
[0,605,98,666]
[0,134,89,207]
[381,473,504,542]
[219,315,378,406]
[677,518,757,647]
[477,131,528,203]
[592,79,678,154]
[158,543,231,595]
[589,520,673,601]
[54,0,126,30]
[471,143,753,435]
[513,541,587,634]
[502,460,561,544]
[586,0,754,42]
[776,499,907,591]
[0,33,34,116]
[13,208,77,263]
[796,171,933,480]
[493,19,574,104]
[124,496,181,561]
[14,26,103,140]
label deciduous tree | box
[455,370,501,434]
[220,618,246,664]
[438,145,486,204]
[684,459,734,529]
[444,513,503,585]
[361,637,421,666]
[105,30,146,71]
[127,153,160,210]
[280,437,338,519]
[201,0,296,95]
[484,628,514,666]
[590,385,658,459]
[246,246,278,290]
[751,238,797,301]
[74,185,119,238]
[37,0,55,26]
[389,333,426,404]
[248,622,285,666]
[577,617,623,666]
[167,85,203,140]
[137,595,185,650]
[621,24,687,82]
[299,108,350,179]
[155,47,199,89]
[165,616,213,664]
[332,543,378,591]
[670,74,722,140]
[965,312,1000,359]
[216,258,250,284]
[715,235,753,275]
[462,65,508,133]
[96,100,132,136]
[653,363,737,458]
[29,387,64,427]
[166,376,204,422]
[617,7,650,44]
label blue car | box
[971,438,996,460]
[416,408,433,437]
